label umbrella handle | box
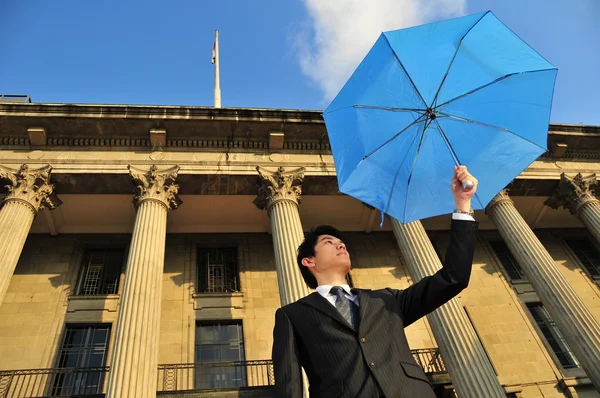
[462,180,474,190]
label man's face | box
[310,234,351,276]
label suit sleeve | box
[391,219,479,326]
[272,307,303,398]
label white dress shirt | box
[452,212,475,221]
[316,284,359,307]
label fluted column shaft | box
[106,200,166,397]
[577,200,600,244]
[0,201,36,303]
[391,218,505,398]
[254,166,311,306]
[0,164,61,305]
[488,191,600,389]
[268,199,311,305]
[106,165,181,398]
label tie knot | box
[330,286,346,298]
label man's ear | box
[301,257,315,269]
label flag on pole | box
[211,41,216,64]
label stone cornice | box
[0,103,330,152]
[0,102,325,123]
[2,103,599,159]
[1,103,595,133]
[2,103,594,133]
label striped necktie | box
[330,286,359,330]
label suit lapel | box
[299,292,355,332]
[353,289,379,334]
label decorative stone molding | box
[545,173,599,216]
[253,166,305,211]
[0,136,331,151]
[0,164,62,214]
[541,150,600,160]
[128,165,182,210]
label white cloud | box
[296,0,467,104]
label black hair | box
[296,225,345,289]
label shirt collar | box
[316,284,352,297]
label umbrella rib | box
[434,68,557,111]
[383,35,429,109]
[437,112,547,152]
[353,105,426,113]
[384,125,424,219]
[361,114,428,161]
[430,11,489,109]
[432,119,485,210]
[402,121,429,221]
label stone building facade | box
[0,102,599,397]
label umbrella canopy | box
[323,11,557,224]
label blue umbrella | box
[323,11,557,224]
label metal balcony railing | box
[0,348,447,396]
[411,348,447,374]
[0,366,108,397]
[157,360,274,392]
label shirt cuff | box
[452,212,475,221]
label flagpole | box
[213,29,222,108]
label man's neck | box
[316,275,348,287]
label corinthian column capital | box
[253,166,305,211]
[0,164,62,214]
[545,173,599,216]
[128,165,182,210]
[485,189,512,214]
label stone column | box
[254,166,311,398]
[390,218,505,398]
[0,164,61,305]
[254,166,311,306]
[106,165,181,398]
[546,173,600,245]
[487,190,600,389]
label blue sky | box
[1,0,598,125]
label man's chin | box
[341,263,351,274]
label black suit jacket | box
[272,219,478,398]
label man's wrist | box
[454,199,472,213]
[454,208,474,217]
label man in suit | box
[272,166,479,398]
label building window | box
[195,322,246,389]
[488,241,526,281]
[526,303,580,370]
[77,248,125,295]
[53,325,111,395]
[564,238,600,277]
[197,248,240,293]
